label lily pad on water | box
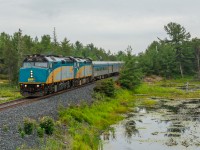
[165,138,178,146]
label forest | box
[1,22,200,86]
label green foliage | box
[40,138,67,150]
[18,116,55,139]
[23,118,36,135]
[134,78,200,99]
[162,22,191,78]
[119,57,143,89]
[2,124,9,132]
[136,22,200,79]
[140,99,157,107]
[92,92,105,101]
[58,88,135,149]
[1,22,200,85]
[37,126,45,138]
[39,116,55,135]
[20,130,25,138]
[0,30,119,84]
[134,82,183,98]
[0,74,7,80]
[18,124,22,133]
[94,78,115,97]
[0,81,22,103]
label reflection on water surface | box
[101,99,200,150]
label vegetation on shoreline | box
[59,88,134,149]
[15,76,200,150]
[0,80,22,103]
[30,85,135,150]
[135,77,200,100]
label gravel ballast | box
[0,83,96,150]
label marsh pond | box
[101,98,200,150]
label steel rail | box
[0,76,118,112]
[0,81,95,111]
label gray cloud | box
[0,0,200,54]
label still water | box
[101,99,200,150]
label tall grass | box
[0,81,22,103]
[58,88,135,150]
[19,77,200,150]
[134,79,200,99]
[134,83,183,97]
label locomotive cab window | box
[23,62,34,68]
[35,62,48,68]
[23,62,48,68]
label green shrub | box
[118,59,143,89]
[18,125,22,133]
[23,118,35,135]
[20,130,25,138]
[2,124,9,132]
[94,79,115,97]
[39,116,55,135]
[0,74,8,80]
[92,92,105,101]
[37,126,45,138]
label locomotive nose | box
[19,68,48,83]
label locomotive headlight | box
[30,70,33,78]
[37,85,40,88]
[25,85,27,87]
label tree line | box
[138,22,200,79]
[0,28,129,83]
[1,22,200,86]
[119,22,200,89]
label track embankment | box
[0,82,96,150]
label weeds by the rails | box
[0,82,22,103]
[58,88,135,150]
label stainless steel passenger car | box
[92,61,123,79]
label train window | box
[35,62,48,68]
[23,62,34,68]
[49,63,53,68]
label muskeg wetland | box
[1,77,200,149]
[41,77,200,149]
[101,78,200,150]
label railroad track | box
[0,76,118,112]
[0,82,95,112]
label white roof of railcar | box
[92,61,124,65]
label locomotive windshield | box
[23,62,48,68]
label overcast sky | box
[0,0,200,54]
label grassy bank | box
[39,87,135,150]
[134,78,200,99]
[21,77,200,149]
[0,80,22,103]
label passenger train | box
[19,54,123,97]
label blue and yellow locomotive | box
[19,54,123,97]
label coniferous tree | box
[163,22,191,77]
